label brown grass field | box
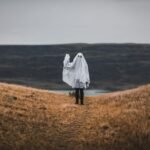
[0,83,150,150]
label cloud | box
[0,0,150,44]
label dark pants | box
[75,88,84,105]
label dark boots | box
[75,88,84,105]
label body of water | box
[49,89,110,96]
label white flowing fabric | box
[62,52,90,88]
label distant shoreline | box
[49,89,110,96]
[0,43,150,91]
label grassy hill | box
[0,83,150,150]
[0,43,150,90]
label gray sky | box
[0,0,150,44]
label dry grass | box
[0,83,150,150]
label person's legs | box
[75,88,79,104]
[80,88,84,105]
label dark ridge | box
[0,43,150,90]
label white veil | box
[62,52,90,88]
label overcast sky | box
[0,0,150,44]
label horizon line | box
[0,42,150,46]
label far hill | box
[0,43,150,90]
[0,83,150,150]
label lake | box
[49,89,110,96]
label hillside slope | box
[0,83,150,150]
[0,44,150,90]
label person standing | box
[62,52,90,105]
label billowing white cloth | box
[62,52,90,88]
